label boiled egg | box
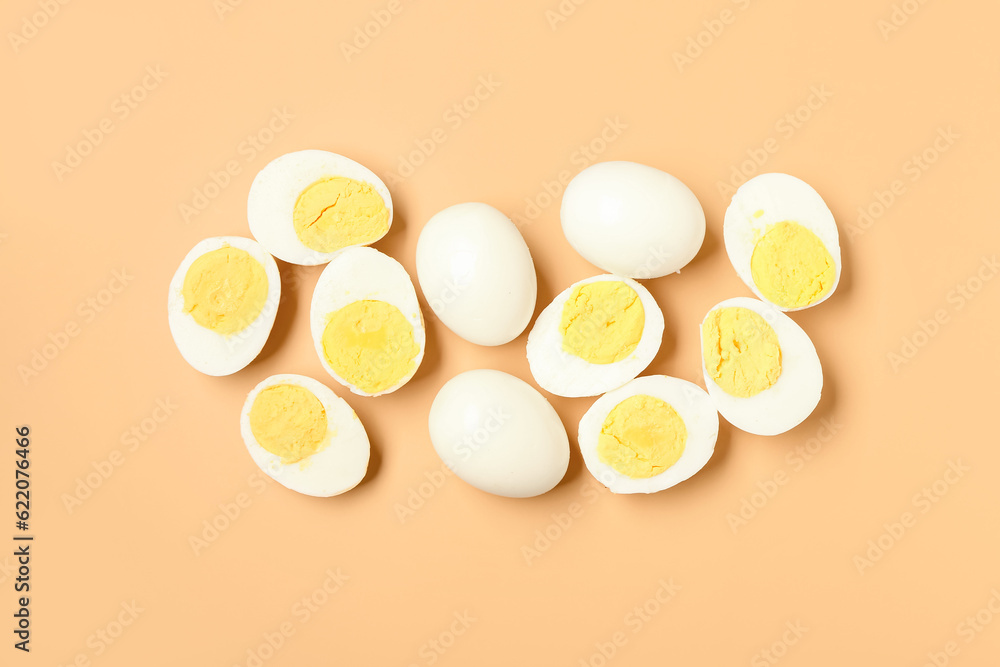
[700,297,822,436]
[416,202,537,346]
[240,374,370,497]
[724,173,841,310]
[310,246,425,397]
[248,150,393,266]
[561,161,706,279]
[167,236,279,376]
[527,275,664,397]
[428,369,569,498]
[578,375,718,494]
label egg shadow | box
[684,218,721,273]
[410,297,442,388]
[352,429,383,494]
[252,260,303,366]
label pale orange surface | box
[3,1,1000,664]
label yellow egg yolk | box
[598,394,687,478]
[292,176,389,253]
[750,221,835,308]
[248,384,328,463]
[182,246,268,335]
[322,300,418,394]
[702,307,782,398]
[559,281,645,364]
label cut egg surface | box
[248,150,393,265]
[167,236,280,376]
[240,374,370,497]
[578,375,719,494]
[310,246,425,397]
[724,173,841,311]
[700,297,822,436]
[527,274,664,398]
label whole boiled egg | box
[240,374,370,497]
[416,202,537,346]
[248,150,393,266]
[527,275,664,397]
[428,369,569,498]
[700,297,822,436]
[579,375,718,494]
[310,246,425,397]
[561,161,706,279]
[724,173,841,310]
[167,236,279,376]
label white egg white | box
[561,161,706,279]
[578,375,719,494]
[309,246,425,397]
[248,150,393,266]
[724,173,841,311]
[526,275,664,398]
[167,236,280,377]
[428,369,569,498]
[701,297,823,436]
[416,202,537,347]
[240,374,370,497]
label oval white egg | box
[167,236,280,377]
[527,274,664,398]
[310,246,425,397]
[428,369,569,498]
[579,375,719,494]
[700,297,823,436]
[724,173,841,311]
[561,161,706,279]
[248,150,393,266]
[240,374,370,497]
[416,202,537,346]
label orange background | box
[3,0,1000,664]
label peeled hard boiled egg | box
[167,236,279,376]
[240,374,370,497]
[700,297,822,436]
[428,369,569,498]
[416,202,537,346]
[561,161,706,279]
[724,173,841,310]
[310,246,425,397]
[527,274,664,398]
[248,150,393,265]
[579,375,719,494]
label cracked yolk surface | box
[559,281,645,364]
[702,306,782,398]
[292,176,389,253]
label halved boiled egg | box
[578,375,718,494]
[310,246,425,397]
[724,173,841,311]
[167,236,279,376]
[700,297,822,436]
[526,275,664,398]
[248,150,393,265]
[240,374,370,497]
